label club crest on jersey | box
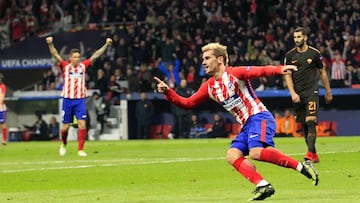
[227,81,233,89]
[307,58,312,64]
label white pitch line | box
[1,150,358,173]
[0,157,220,166]
[1,157,224,173]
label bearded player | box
[284,27,333,163]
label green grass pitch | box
[0,136,359,203]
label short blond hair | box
[201,42,229,66]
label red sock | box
[2,127,7,143]
[259,148,298,169]
[61,129,68,145]
[232,157,263,185]
[78,128,87,151]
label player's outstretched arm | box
[154,76,208,109]
[90,38,113,62]
[46,37,62,63]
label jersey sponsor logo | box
[309,111,316,115]
[221,94,242,110]
[291,60,298,63]
[70,71,83,78]
[307,58,312,64]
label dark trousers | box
[97,114,107,134]
[331,79,345,88]
[31,133,50,141]
[174,114,191,138]
[137,123,150,139]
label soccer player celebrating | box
[155,42,319,201]
[284,27,333,163]
[0,73,8,145]
[46,36,112,157]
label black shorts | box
[293,93,319,123]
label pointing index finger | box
[154,77,163,84]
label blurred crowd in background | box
[1,0,360,105]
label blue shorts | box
[230,111,276,156]
[62,98,87,124]
[0,111,6,123]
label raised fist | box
[46,37,53,44]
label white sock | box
[256,180,269,187]
[296,162,303,172]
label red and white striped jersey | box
[60,59,91,99]
[330,59,346,80]
[0,84,6,111]
[165,65,282,126]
